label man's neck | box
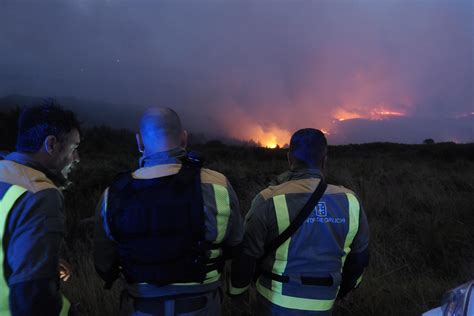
[23,152,52,170]
[140,147,185,168]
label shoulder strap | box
[178,156,205,243]
[262,177,327,260]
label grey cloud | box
[0,0,472,144]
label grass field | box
[52,127,474,315]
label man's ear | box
[287,151,293,169]
[136,133,145,153]
[44,135,58,155]
[181,130,188,149]
[322,155,328,171]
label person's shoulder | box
[258,180,360,201]
[7,188,65,227]
[256,180,294,202]
[200,168,228,187]
[26,188,64,209]
[325,184,357,196]
[325,184,363,208]
[259,177,317,201]
[0,160,59,193]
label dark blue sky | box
[0,0,472,145]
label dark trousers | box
[120,289,221,316]
[254,292,333,316]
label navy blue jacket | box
[0,152,67,315]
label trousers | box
[254,292,333,316]
[119,288,222,316]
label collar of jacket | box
[272,168,323,185]
[4,151,69,189]
[139,147,186,168]
[289,168,323,180]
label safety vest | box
[0,183,71,316]
[106,160,225,285]
[256,189,361,312]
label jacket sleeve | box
[222,180,244,259]
[9,278,63,316]
[6,189,65,315]
[229,193,268,295]
[338,201,370,298]
[93,188,120,287]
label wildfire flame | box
[334,109,363,122]
[255,127,291,148]
[370,108,405,120]
[320,128,330,135]
[227,121,291,148]
[334,106,406,122]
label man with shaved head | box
[139,107,185,154]
[94,107,243,316]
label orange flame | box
[227,121,291,148]
[320,128,330,135]
[333,109,364,121]
[370,108,405,119]
[253,126,291,148]
[333,106,406,122]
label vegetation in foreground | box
[1,114,473,315]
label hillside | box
[1,121,473,315]
[52,128,473,316]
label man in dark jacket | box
[230,128,369,315]
[0,102,80,315]
[94,107,243,316]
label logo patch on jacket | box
[306,202,346,224]
[315,202,327,217]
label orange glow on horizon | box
[217,106,292,148]
[320,128,330,135]
[334,106,406,122]
[371,109,405,119]
[334,109,364,122]
[261,134,280,148]
[228,121,291,148]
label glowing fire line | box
[334,106,406,122]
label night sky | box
[0,0,472,146]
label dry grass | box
[59,132,474,316]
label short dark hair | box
[289,128,327,168]
[16,100,80,152]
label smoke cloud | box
[0,0,472,144]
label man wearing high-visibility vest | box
[230,128,369,315]
[94,107,243,315]
[0,103,80,315]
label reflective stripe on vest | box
[0,185,27,315]
[172,183,231,286]
[270,195,291,295]
[256,192,361,312]
[213,184,231,244]
[60,295,71,316]
[341,193,360,267]
[335,193,361,297]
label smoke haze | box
[0,0,472,144]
